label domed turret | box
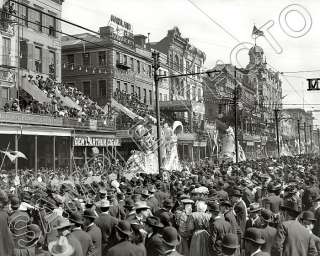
[247,45,264,69]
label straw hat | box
[48,236,74,256]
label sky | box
[61,0,320,125]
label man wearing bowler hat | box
[144,216,165,256]
[162,226,182,256]
[221,200,241,243]
[83,209,102,256]
[69,211,94,256]
[94,199,119,254]
[207,201,233,256]
[230,187,247,235]
[107,220,146,256]
[243,228,269,256]
[262,183,283,214]
[301,211,320,254]
[221,233,240,256]
[272,201,317,256]
[258,209,277,254]
[246,203,262,229]
[155,198,174,225]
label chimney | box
[99,26,114,38]
[134,34,147,48]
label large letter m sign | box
[307,78,320,91]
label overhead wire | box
[6,12,105,48]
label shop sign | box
[107,138,121,146]
[74,136,107,147]
[74,137,121,147]
[307,78,320,91]
[110,15,132,32]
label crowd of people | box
[0,155,320,255]
[2,76,113,122]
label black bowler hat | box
[145,216,164,229]
[280,200,300,215]
[243,228,265,245]
[301,211,316,222]
[230,188,243,197]
[260,209,273,222]
[69,211,84,225]
[220,200,232,207]
[162,227,181,247]
[222,233,240,249]
[83,209,97,220]
[115,221,133,237]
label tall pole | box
[234,69,239,163]
[298,119,301,154]
[274,109,280,158]
[317,128,320,153]
[310,125,313,153]
[152,51,162,172]
[304,122,307,154]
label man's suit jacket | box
[259,225,277,254]
[145,232,165,256]
[271,220,317,256]
[107,240,146,256]
[234,200,247,234]
[94,213,119,253]
[68,233,84,256]
[208,216,233,256]
[86,223,102,256]
[71,228,94,256]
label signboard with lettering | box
[109,14,134,48]
[307,78,320,91]
[74,136,120,147]
[110,15,132,31]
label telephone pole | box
[152,51,162,172]
[304,122,307,154]
[317,128,320,154]
[234,69,239,163]
[274,109,280,158]
[298,119,301,154]
[310,125,313,153]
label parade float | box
[220,126,246,163]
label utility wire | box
[281,69,320,74]
[185,0,240,43]
[9,0,101,35]
[5,13,105,48]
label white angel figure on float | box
[162,121,183,172]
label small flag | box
[0,150,27,162]
[252,25,264,38]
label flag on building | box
[252,25,264,38]
[0,150,27,162]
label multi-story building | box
[0,0,18,107]
[0,0,116,172]
[203,45,282,159]
[151,27,207,162]
[62,22,154,161]
[281,108,313,154]
[62,26,153,108]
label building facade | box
[281,108,313,154]
[152,27,207,162]
[0,0,117,172]
[62,26,154,108]
[203,45,283,160]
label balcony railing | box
[0,111,115,131]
